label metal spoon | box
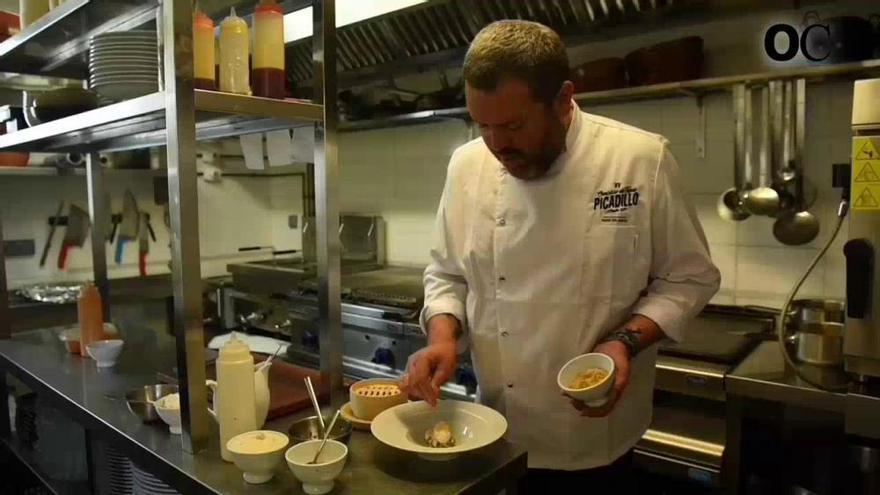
[777,80,797,184]
[304,376,326,433]
[309,410,341,464]
[718,84,751,222]
[744,84,780,216]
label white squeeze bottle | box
[216,334,257,461]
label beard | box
[493,119,568,181]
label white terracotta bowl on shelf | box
[285,439,348,495]
[85,339,124,368]
[227,430,289,484]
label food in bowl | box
[354,383,400,398]
[557,353,616,407]
[227,430,289,484]
[371,400,508,462]
[349,378,407,421]
[425,421,455,448]
[154,393,183,434]
[568,368,610,390]
[156,393,180,409]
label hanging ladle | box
[744,84,781,216]
[717,83,751,222]
[774,78,819,245]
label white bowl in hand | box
[557,353,616,407]
[370,400,508,462]
[227,430,289,484]
[285,439,348,495]
[85,339,124,368]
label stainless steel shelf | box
[0,0,158,79]
[0,90,323,153]
[339,58,880,133]
[0,166,165,177]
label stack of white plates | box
[89,31,159,102]
[105,446,134,495]
[131,462,180,495]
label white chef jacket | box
[420,103,721,470]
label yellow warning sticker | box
[855,138,880,161]
[855,162,880,182]
[852,138,880,210]
[854,185,880,209]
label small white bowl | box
[85,339,124,368]
[557,353,616,407]
[227,430,289,484]
[154,393,182,435]
[285,439,348,495]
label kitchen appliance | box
[634,306,773,488]
[228,214,385,295]
[223,216,475,401]
[844,79,880,443]
[847,79,880,382]
[222,266,476,402]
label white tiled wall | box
[337,80,855,308]
[0,170,303,288]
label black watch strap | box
[601,328,642,358]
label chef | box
[399,20,721,493]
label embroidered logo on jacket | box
[593,183,640,224]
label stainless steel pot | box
[789,299,845,327]
[790,322,844,367]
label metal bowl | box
[125,384,178,423]
[288,415,352,445]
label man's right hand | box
[399,314,460,406]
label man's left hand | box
[565,340,631,417]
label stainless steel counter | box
[726,341,849,413]
[0,325,526,495]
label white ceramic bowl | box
[285,439,348,495]
[154,393,182,435]
[227,430,289,484]
[85,339,124,368]
[557,353,616,407]
[370,400,508,462]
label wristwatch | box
[600,329,641,358]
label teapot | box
[207,360,271,429]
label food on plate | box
[568,368,609,390]
[424,421,455,448]
[157,393,181,409]
[353,383,400,398]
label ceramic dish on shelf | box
[339,401,371,431]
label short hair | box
[463,20,569,105]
